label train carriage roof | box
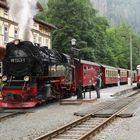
[101,64,118,70]
[118,68,128,72]
[101,64,129,72]
[78,59,100,66]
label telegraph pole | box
[129,34,133,85]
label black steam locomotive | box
[0,40,73,108]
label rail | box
[35,91,140,140]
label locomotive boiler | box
[0,40,74,108]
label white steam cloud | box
[7,0,38,41]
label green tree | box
[38,0,110,63]
[107,25,130,68]
[37,0,140,69]
[107,24,140,69]
[130,34,140,69]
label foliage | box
[37,0,140,70]
[107,24,140,69]
[37,0,110,63]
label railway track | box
[35,91,140,140]
[0,109,27,122]
[0,112,20,121]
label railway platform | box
[60,83,137,104]
[97,83,137,101]
[73,83,139,117]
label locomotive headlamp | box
[2,75,7,82]
[14,39,20,45]
[24,76,30,82]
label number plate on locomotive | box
[10,58,26,63]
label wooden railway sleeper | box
[35,102,117,140]
[78,97,140,140]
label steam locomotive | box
[0,40,136,108]
[0,40,76,108]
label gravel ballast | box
[0,102,94,140]
[0,84,139,140]
[92,107,140,140]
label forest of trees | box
[37,0,140,70]
[93,0,140,34]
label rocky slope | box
[92,0,140,33]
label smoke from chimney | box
[7,0,38,41]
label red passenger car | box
[74,59,100,91]
[118,68,128,84]
[101,65,118,86]
[133,70,137,83]
[126,70,137,84]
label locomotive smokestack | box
[7,0,38,41]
